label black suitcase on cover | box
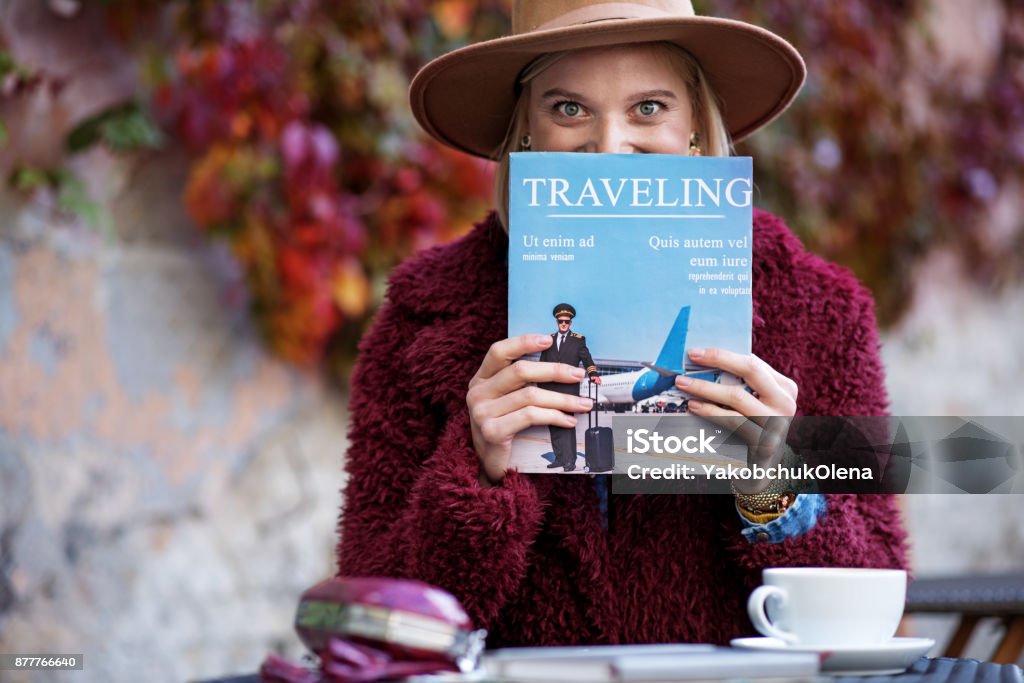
[585,381,614,473]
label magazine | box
[507,152,753,476]
[482,643,819,683]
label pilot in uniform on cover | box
[538,303,601,472]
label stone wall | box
[0,152,347,682]
[885,0,1024,597]
[884,0,1024,646]
[882,251,1024,664]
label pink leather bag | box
[260,577,487,683]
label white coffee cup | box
[747,567,907,646]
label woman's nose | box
[584,118,637,154]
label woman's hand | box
[468,334,594,486]
[675,348,797,495]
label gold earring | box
[521,134,532,150]
[688,131,703,156]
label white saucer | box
[730,637,935,676]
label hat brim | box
[410,16,806,160]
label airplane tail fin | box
[653,306,689,374]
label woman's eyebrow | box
[631,89,679,101]
[539,88,680,101]
[540,87,585,100]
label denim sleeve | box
[736,493,827,543]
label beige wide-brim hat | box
[410,0,806,160]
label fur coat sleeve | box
[334,219,546,628]
[718,210,905,577]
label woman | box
[336,0,906,647]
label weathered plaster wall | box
[881,251,1024,664]
[880,0,1024,662]
[0,153,347,682]
[0,2,348,679]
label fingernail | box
[688,400,703,411]
[536,335,552,345]
[571,368,586,379]
[579,398,593,409]
[677,376,692,387]
[688,348,705,358]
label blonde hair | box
[493,42,733,229]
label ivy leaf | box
[7,166,110,233]
[53,169,105,229]
[66,114,103,153]
[0,51,17,79]
[100,104,163,151]
[66,101,163,154]
[8,167,53,192]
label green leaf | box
[0,51,16,79]
[0,120,8,149]
[66,116,104,153]
[8,167,53,192]
[100,104,163,151]
[52,168,112,234]
[66,101,164,154]
[56,178,101,226]
[7,166,111,233]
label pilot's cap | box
[553,303,576,319]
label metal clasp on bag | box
[451,628,488,672]
[297,600,487,671]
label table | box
[195,657,1023,683]
[834,658,1022,683]
[906,573,1024,664]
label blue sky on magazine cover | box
[508,153,752,365]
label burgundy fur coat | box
[336,209,907,647]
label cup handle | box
[747,585,798,644]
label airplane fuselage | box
[586,367,724,404]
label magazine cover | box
[508,152,752,475]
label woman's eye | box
[637,101,663,116]
[556,101,583,117]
